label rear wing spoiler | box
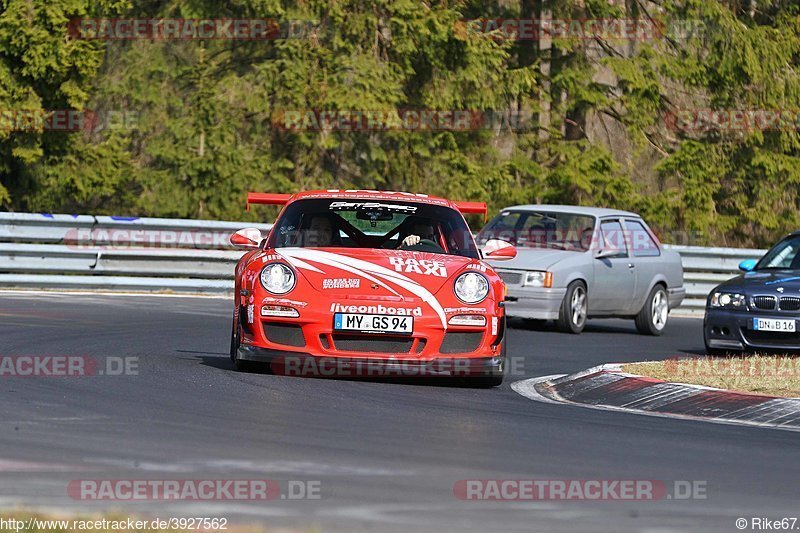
[246,192,292,211]
[246,191,487,221]
[454,201,488,222]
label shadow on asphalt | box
[508,317,643,335]
[193,354,504,389]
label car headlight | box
[709,292,746,308]
[523,271,553,288]
[454,272,490,304]
[260,263,296,294]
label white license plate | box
[334,313,413,334]
[752,318,796,332]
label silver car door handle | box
[627,263,635,269]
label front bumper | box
[503,287,567,320]
[704,308,800,352]
[237,297,507,372]
[237,345,505,378]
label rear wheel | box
[557,281,587,334]
[635,285,669,336]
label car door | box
[590,218,636,313]
[624,218,662,310]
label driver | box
[399,217,437,248]
[302,214,336,247]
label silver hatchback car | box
[477,205,685,334]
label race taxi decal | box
[389,257,447,277]
[322,278,361,289]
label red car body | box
[229,190,514,385]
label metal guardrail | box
[0,212,272,294]
[0,212,767,314]
[663,244,766,315]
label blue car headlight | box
[709,292,746,308]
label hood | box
[485,247,586,271]
[265,247,474,298]
[716,270,800,294]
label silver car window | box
[624,220,660,257]
[600,220,628,257]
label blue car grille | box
[779,297,800,311]
[751,296,776,310]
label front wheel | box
[635,285,669,336]
[230,317,260,372]
[557,281,587,334]
[229,315,239,362]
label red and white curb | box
[512,364,800,432]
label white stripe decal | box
[280,248,448,329]
[283,256,325,274]
[280,248,401,298]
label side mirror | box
[595,248,623,259]
[230,228,263,249]
[739,259,757,272]
[481,239,517,261]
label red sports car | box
[229,190,517,386]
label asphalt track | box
[0,292,797,532]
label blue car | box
[704,231,800,354]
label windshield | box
[478,210,596,251]
[756,235,800,270]
[267,198,479,259]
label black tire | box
[229,315,239,362]
[230,315,260,372]
[557,281,587,334]
[635,285,669,336]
